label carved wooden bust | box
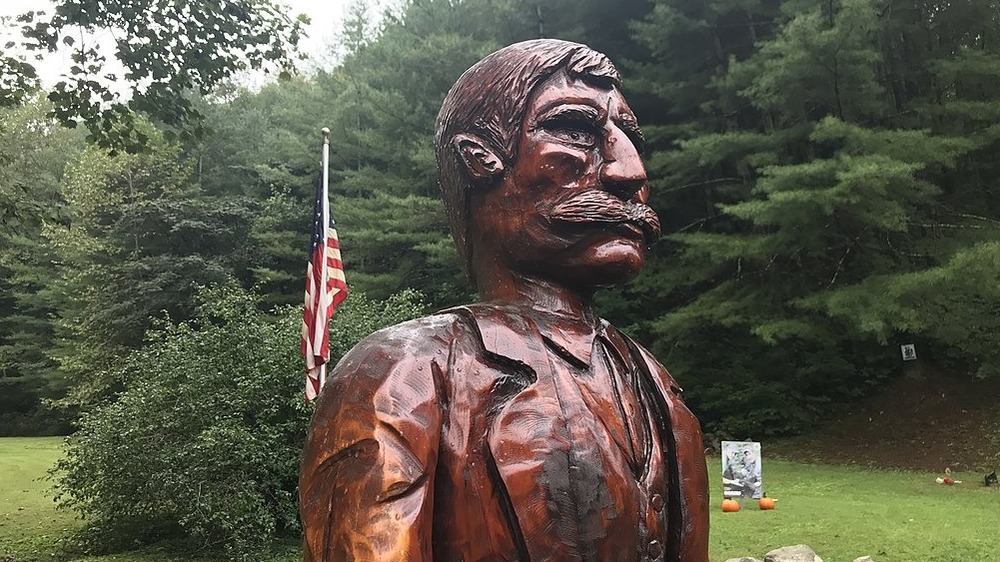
[300,39,709,562]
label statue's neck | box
[479,271,597,328]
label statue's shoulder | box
[314,312,474,419]
[330,311,474,377]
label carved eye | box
[548,125,597,148]
[537,107,601,149]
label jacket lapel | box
[454,303,585,561]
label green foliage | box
[0,96,76,234]
[48,127,261,411]
[805,241,1000,377]
[52,284,425,560]
[0,98,81,435]
[1,0,306,153]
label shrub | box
[52,284,424,560]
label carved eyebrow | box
[534,104,601,127]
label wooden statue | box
[300,39,710,562]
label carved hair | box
[434,39,621,286]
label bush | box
[52,284,424,560]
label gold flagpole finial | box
[321,127,330,141]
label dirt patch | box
[768,362,1000,474]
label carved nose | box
[600,126,647,201]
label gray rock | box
[763,544,824,562]
[853,557,875,562]
[724,558,762,562]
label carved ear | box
[452,134,504,183]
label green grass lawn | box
[0,436,78,559]
[0,436,247,562]
[3,437,999,561]
[708,458,1000,561]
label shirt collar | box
[454,302,603,369]
[533,309,603,368]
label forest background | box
[1,0,999,559]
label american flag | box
[301,176,347,402]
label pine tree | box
[0,98,81,434]
[626,0,1000,435]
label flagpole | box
[318,127,331,386]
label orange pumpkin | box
[758,496,776,510]
[721,498,740,512]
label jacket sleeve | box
[300,325,444,562]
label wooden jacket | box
[300,303,709,562]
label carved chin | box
[564,238,645,287]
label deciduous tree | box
[1,0,306,153]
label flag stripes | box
[301,229,347,400]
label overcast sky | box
[0,0,371,87]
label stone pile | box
[724,544,875,562]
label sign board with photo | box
[900,344,917,361]
[721,441,763,499]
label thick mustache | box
[542,189,661,243]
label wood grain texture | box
[301,39,709,562]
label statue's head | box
[435,39,659,293]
